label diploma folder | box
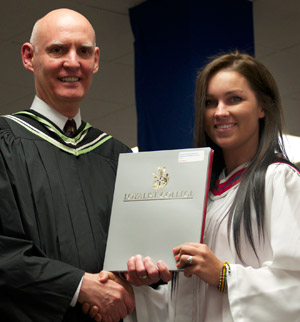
[104,147,214,271]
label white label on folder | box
[178,151,204,163]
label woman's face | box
[204,70,265,159]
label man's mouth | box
[60,77,80,82]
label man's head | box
[21,8,100,117]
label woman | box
[90,52,300,322]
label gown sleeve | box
[125,273,197,322]
[125,284,170,322]
[227,163,300,322]
[0,133,84,321]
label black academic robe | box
[0,110,131,322]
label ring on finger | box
[187,255,193,265]
[138,275,148,279]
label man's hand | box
[126,255,172,286]
[82,303,102,322]
[99,271,134,296]
[78,272,135,322]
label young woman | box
[95,52,300,322]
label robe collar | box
[211,163,248,199]
[30,96,82,131]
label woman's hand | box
[125,255,172,286]
[173,242,223,286]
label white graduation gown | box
[125,162,300,322]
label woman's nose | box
[214,102,229,117]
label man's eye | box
[79,48,92,56]
[49,47,63,55]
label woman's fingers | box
[176,254,195,269]
[99,270,110,283]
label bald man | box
[0,9,134,322]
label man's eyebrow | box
[81,43,94,48]
[47,42,94,48]
[48,41,65,46]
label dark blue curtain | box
[130,0,254,151]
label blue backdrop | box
[129,0,254,151]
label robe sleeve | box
[125,273,198,322]
[227,163,300,322]
[124,284,170,322]
[0,138,84,321]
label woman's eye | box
[230,96,242,103]
[205,99,216,107]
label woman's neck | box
[223,150,255,175]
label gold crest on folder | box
[152,167,169,190]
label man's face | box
[30,13,99,110]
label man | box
[0,8,134,322]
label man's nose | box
[63,50,80,68]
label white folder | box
[104,147,214,271]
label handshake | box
[78,255,172,322]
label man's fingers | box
[89,306,100,318]
[143,257,159,281]
[111,273,134,296]
[94,313,102,322]
[82,302,90,315]
[127,256,145,285]
[82,303,103,321]
[127,255,171,286]
[157,260,172,282]
[135,254,148,278]
[123,291,136,314]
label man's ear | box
[93,47,100,74]
[21,42,35,72]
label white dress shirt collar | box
[30,96,82,131]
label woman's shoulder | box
[266,159,300,188]
[268,158,300,174]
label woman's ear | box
[21,42,35,72]
[258,105,265,119]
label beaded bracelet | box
[217,261,231,293]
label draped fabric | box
[129,0,254,151]
[0,111,131,322]
[125,162,300,322]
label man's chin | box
[56,92,86,103]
